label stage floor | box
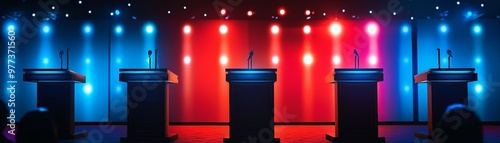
[11,125,500,143]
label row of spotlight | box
[31,23,483,35]
[181,55,378,66]
[180,23,381,35]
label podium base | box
[326,134,385,143]
[414,132,432,139]
[223,138,280,143]
[120,133,178,143]
[60,131,88,140]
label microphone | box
[437,48,441,69]
[155,49,158,69]
[66,48,69,69]
[248,50,254,69]
[248,50,254,60]
[59,50,64,58]
[148,50,152,69]
[353,50,359,69]
[59,50,64,69]
[447,49,453,58]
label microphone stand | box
[155,49,158,69]
[248,57,252,69]
[448,55,451,69]
[148,56,152,69]
[148,50,152,69]
[437,48,441,69]
[66,48,69,70]
[60,51,63,69]
[354,55,359,69]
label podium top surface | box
[326,68,383,83]
[119,68,178,83]
[414,68,477,83]
[23,68,86,83]
[226,68,277,82]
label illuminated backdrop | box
[2,19,499,123]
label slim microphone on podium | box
[59,50,64,69]
[248,50,254,69]
[354,50,359,69]
[155,49,158,69]
[66,48,70,70]
[148,50,152,69]
[437,48,441,69]
[447,49,452,69]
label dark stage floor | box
[6,125,500,143]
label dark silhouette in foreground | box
[436,104,483,143]
[0,100,13,143]
[16,108,58,143]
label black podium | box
[119,69,179,142]
[325,68,385,143]
[23,69,88,139]
[414,68,477,139]
[224,69,280,143]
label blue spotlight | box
[115,10,120,15]
[116,86,122,92]
[442,58,448,63]
[440,25,447,33]
[146,25,154,33]
[8,25,14,31]
[404,85,410,92]
[84,84,93,95]
[475,58,481,64]
[467,11,472,17]
[38,107,49,112]
[43,26,50,33]
[85,58,90,64]
[475,84,483,93]
[116,58,122,63]
[403,58,409,63]
[473,25,481,34]
[402,26,409,33]
[43,58,49,64]
[115,26,123,34]
[84,26,91,33]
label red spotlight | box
[330,23,342,36]
[305,10,311,16]
[220,8,227,16]
[333,56,340,65]
[303,54,313,65]
[184,56,191,64]
[183,25,191,34]
[220,56,228,65]
[271,25,279,34]
[272,56,279,64]
[247,10,253,16]
[303,25,311,34]
[369,56,377,65]
[279,8,285,15]
[219,25,228,34]
[366,23,378,35]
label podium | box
[119,69,179,142]
[414,68,477,139]
[23,69,88,139]
[325,68,385,143]
[224,69,280,143]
